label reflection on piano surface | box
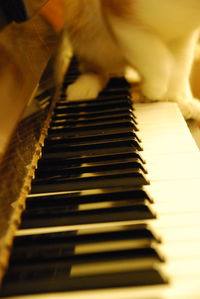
[1,1,200,299]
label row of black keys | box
[1,223,167,296]
[22,76,152,229]
[0,60,167,297]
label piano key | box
[25,191,151,213]
[20,200,155,228]
[62,74,79,84]
[35,158,147,178]
[51,112,137,126]
[1,248,167,297]
[63,76,130,94]
[26,187,152,205]
[51,114,137,128]
[103,77,130,90]
[135,102,199,154]
[42,139,142,159]
[45,130,141,145]
[53,107,134,120]
[37,152,145,172]
[8,246,165,271]
[59,89,130,104]
[39,150,145,166]
[49,122,138,137]
[54,100,132,114]
[31,168,149,194]
[48,120,138,135]
[57,93,132,107]
[48,127,140,141]
[53,110,136,122]
[1,268,167,297]
[42,138,142,158]
[44,133,141,148]
[11,224,161,260]
[22,188,154,228]
[51,115,137,129]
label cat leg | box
[176,97,200,121]
[111,22,172,100]
[66,73,109,101]
[165,30,200,120]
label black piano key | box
[50,119,138,133]
[57,93,132,107]
[11,224,161,261]
[42,140,142,160]
[53,107,135,121]
[42,138,142,159]
[3,246,165,279]
[53,110,136,122]
[52,111,136,123]
[31,168,149,194]
[48,127,139,140]
[51,114,137,128]
[64,70,80,78]
[48,119,138,135]
[39,151,145,169]
[26,187,153,207]
[54,99,132,113]
[9,246,163,269]
[35,158,147,179]
[103,77,130,90]
[64,66,80,75]
[59,89,130,104]
[62,74,79,84]
[1,247,167,297]
[63,74,130,90]
[0,268,167,297]
[45,130,141,146]
[44,135,141,148]
[9,246,164,268]
[22,191,154,230]
[38,151,145,172]
[20,200,155,228]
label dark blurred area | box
[0,0,48,30]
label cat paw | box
[130,83,166,103]
[130,85,153,103]
[66,73,106,101]
[66,81,99,101]
[177,98,200,121]
[141,81,167,101]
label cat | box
[58,0,200,121]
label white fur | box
[62,0,200,120]
[67,73,105,101]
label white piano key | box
[144,152,200,181]
[135,102,199,154]
[145,179,200,204]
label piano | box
[0,1,200,298]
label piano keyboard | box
[1,59,200,299]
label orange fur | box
[63,0,127,75]
[101,0,135,18]
[40,0,66,32]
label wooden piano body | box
[0,0,65,278]
[0,1,200,298]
